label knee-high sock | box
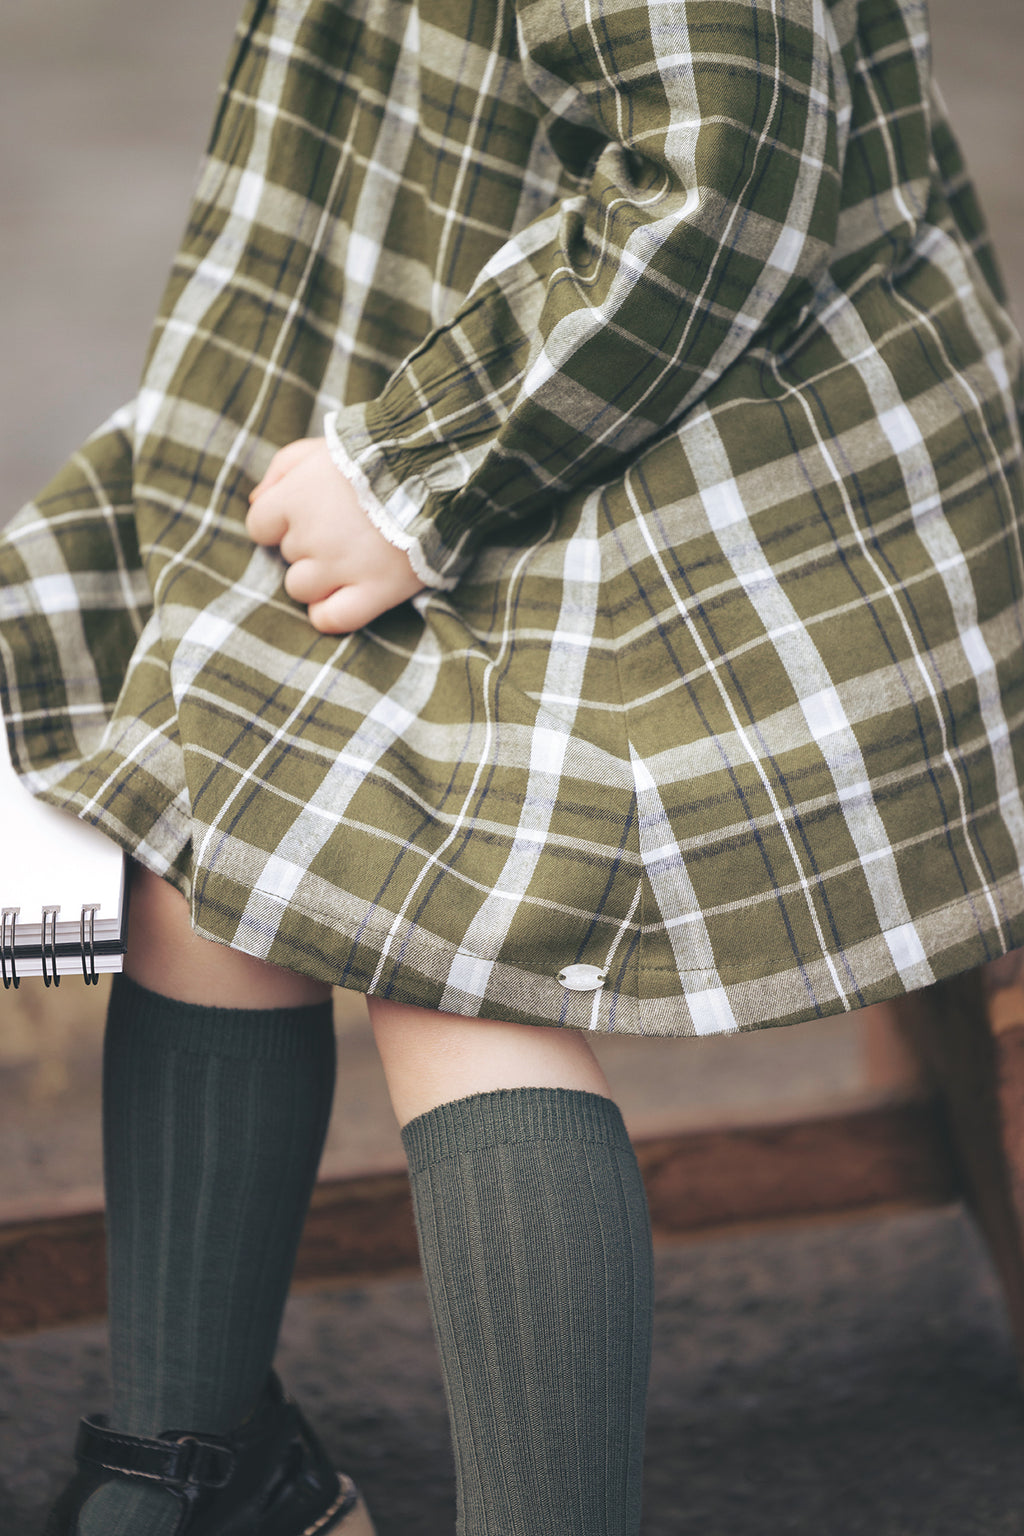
[78,974,336,1536]
[401,1087,653,1536]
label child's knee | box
[368,996,611,1125]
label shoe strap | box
[74,1417,235,1489]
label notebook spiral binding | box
[0,908,18,991]
[1,903,105,990]
[40,907,60,989]
[81,904,101,986]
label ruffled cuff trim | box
[323,412,459,591]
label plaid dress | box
[2,0,1023,1036]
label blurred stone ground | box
[5,1209,1024,1534]
[2,0,1024,1530]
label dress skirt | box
[2,0,1024,1036]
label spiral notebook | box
[1,727,128,987]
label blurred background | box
[2,2,1024,1532]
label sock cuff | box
[107,973,335,1060]
[400,1087,631,1171]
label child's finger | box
[244,488,289,547]
[306,583,384,634]
[283,559,338,606]
[249,437,319,501]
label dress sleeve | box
[324,0,849,588]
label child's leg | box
[371,999,654,1536]
[123,862,331,1008]
[78,867,338,1536]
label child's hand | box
[245,437,425,633]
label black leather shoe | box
[43,1374,376,1536]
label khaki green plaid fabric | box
[2,0,1024,1035]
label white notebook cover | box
[0,725,127,978]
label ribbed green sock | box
[401,1087,653,1536]
[77,974,336,1536]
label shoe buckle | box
[169,1434,235,1489]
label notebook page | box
[0,727,125,935]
